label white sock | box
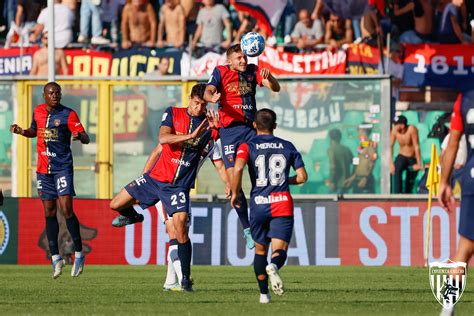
[52,254,61,262]
[75,251,83,258]
[164,246,177,285]
[169,244,182,284]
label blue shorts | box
[125,173,190,217]
[219,124,256,169]
[250,215,294,245]
[37,171,75,201]
[460,196,474,240]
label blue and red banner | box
[403,44,474,91]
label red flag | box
[231,0,288,36]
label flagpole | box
[425,186,432,267]
[424,143,438,267]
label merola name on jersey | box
[208,64,263,127]
[236,134,304,217]
[148,107,218,189]
[30,104,85,174]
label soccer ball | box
[240,32,265,57]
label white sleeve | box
[441,134,450,150]
[37,8,47,25]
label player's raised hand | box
[211,91,221,103]
[206,110,219,129]
[260,67,270,80]
[438,182,456,212]
[190,119,209,139]
[10,124,23,135]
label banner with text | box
[12,198,462,266]
[347,44,380,75]
[403,44,474,91]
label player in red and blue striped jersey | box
[205,43,280,249]
[110,83,218,292]
[10,82,90,279]
[230,109,307,304]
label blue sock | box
[271,249,287,269]
[65,213,83,252]
[254,254,268,294]
[178,240,192,279]
[45,216,59,256]
[235,190,250,229]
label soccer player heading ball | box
[10,82,90,279]
[231,109,308,303]
[204,43,280,249]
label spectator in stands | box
[101,0,120,45]
[62,0,77,11]
[390,115,422,194]
[360,4,383,46]
[291,9,324,50]
[180,0,198,37]
[15,0,46,30]
[234,12,257,41]
[399,0,434,43]
[30,0,75,48]
[280,0,297,44]
[344,126,377,194]
[438,0,473,44]
[392,0,415,37]
[157,0,185,48]
[326,128,353,194]
[324,13,353,50]
[78,0,110,44]
[192,0,232,53]
[4,0,18,30]
[121,0,157,49]
[30,31,68,75]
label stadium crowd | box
[0,0,473,53]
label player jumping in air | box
[205,43,280,249]
[230,109,307,303]
[10,82,90,278]
[110,83,218,292]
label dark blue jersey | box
[237,134,304,217]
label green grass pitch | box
[0,265,473,315]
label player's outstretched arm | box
[159,120,208,145]
[260,68,280,92]
[10,124,37,138]
[438,129,462,212]
[289,167,308,185]
[73,131,90,144]
[230,157,246,208]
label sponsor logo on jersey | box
[40,149,57,157]
[38,128,59,141]
[0,211,10,255]
[256,142,284,150]
[254,193,289,205]
[171,158,191,167]
[75,122,81,127]
[232,104,254,110]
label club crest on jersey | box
[227,155,234,163]
[429,260,467,309]
[54,119,61,126]
[0,211,10,255]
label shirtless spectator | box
[390,115,422,194]
[30,32,68,76]
[192,0,231,52]
[437,0,472,44]
[157,0,185,48]
[324,13,353,50]
[29,0,75,48]
[399,0,434,43]
[291,9,324,50]
[121,0,157,49]
[361,5,383,45]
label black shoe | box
[112,214,144,227]
[181,276,193,292]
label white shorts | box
[155,201,192,226]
